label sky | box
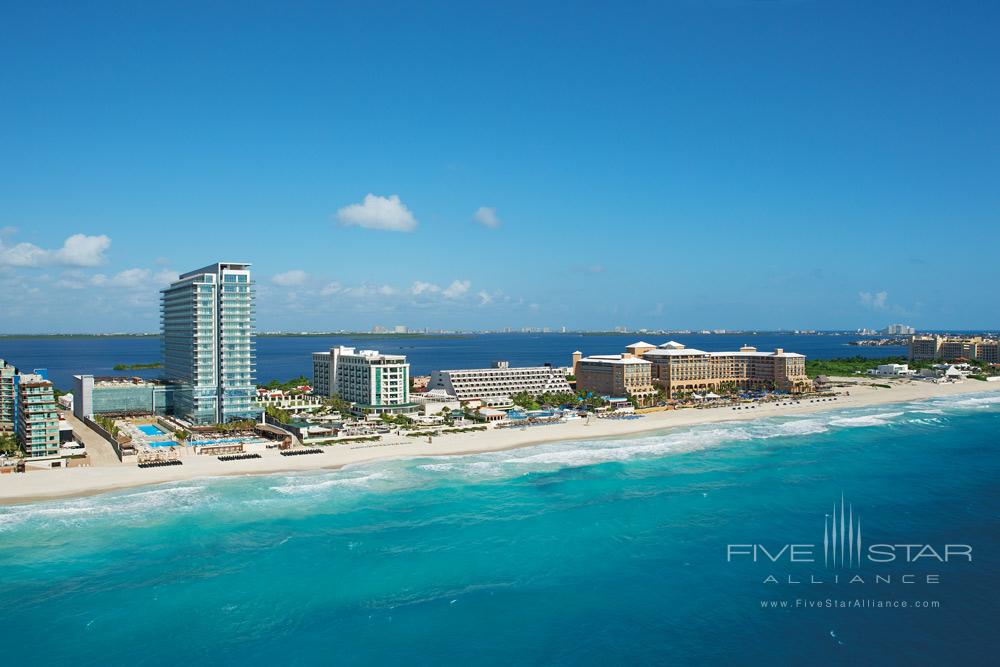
[1,0,998,333]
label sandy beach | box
[2,378,998,505]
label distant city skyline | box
[1,2,998,332]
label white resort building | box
[427,360,572,402]
[312,346,413,415]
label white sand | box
[2,378,997,505]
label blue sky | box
[1,0,997,333]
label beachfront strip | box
[4,257,1000,487]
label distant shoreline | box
[0,331,995,339]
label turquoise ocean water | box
[2,393,999,665]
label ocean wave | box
[748,419,829,438]
[269,471,390,495]
[0,484,209,533]
[941,395,1000,409]
[829,411,904,428]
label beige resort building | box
[909,335,999,364]
[574,341,811,401]
[572,352,657,404]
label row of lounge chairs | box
[280,449,323,457]
[138,459,183,469]
[217,453,262,462]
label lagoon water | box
[2,393,998,665]
[0,332,905,390]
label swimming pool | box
[148,441,180,448]
[193,437,251,446]
[138,424,167,437]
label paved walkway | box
[60,410,123,467]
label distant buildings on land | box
[312,346,411,416]
[909,335,999,363]
[1,360,59,459]
[884,324,916,335]
[572,340,810,404]
[427,360,572,403]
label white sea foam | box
[269,470,390,495]
[829,411,904,428]
[0,483,209,532]
[750,419,829,438]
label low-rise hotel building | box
[16,372,60,458]
[2,361,61,458]
[641,341,809,397]
[573,353,657,404]
[312,346,413,415]
[73,375,176,419]
[909,335,999,363]
[0,359,16,432]
[427,360,572,402]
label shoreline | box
[2,379,998,506]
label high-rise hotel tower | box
[161,262,259,424]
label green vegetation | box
[511,392,540,410]
[805,356,938,378]
[113,362,162,370]
[513,390,608,410]
[94,415,122,439]
[212,419,258,433]
[379,413,413,427]
[174,429,189,441]
[0,432,22,456]
[260,376,311,392]
[968,374,988,381]
[264,404,293,424]
[319,394,353,415]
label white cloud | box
[320,282,342,296]
[410,281,441,295]
[273,270,308,286]
[442,279,471,299]
[91,268,151,288]
[341,283,398,298]
[477,290,493,305]
[473,206,500,228]
[336,194,417,232]
[56,234,112,266]
[859,290,888,310]
[0,233,111,267]
[153,269,179,286]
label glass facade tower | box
[161,262,259,424]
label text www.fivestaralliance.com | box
[760,599,941,609]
